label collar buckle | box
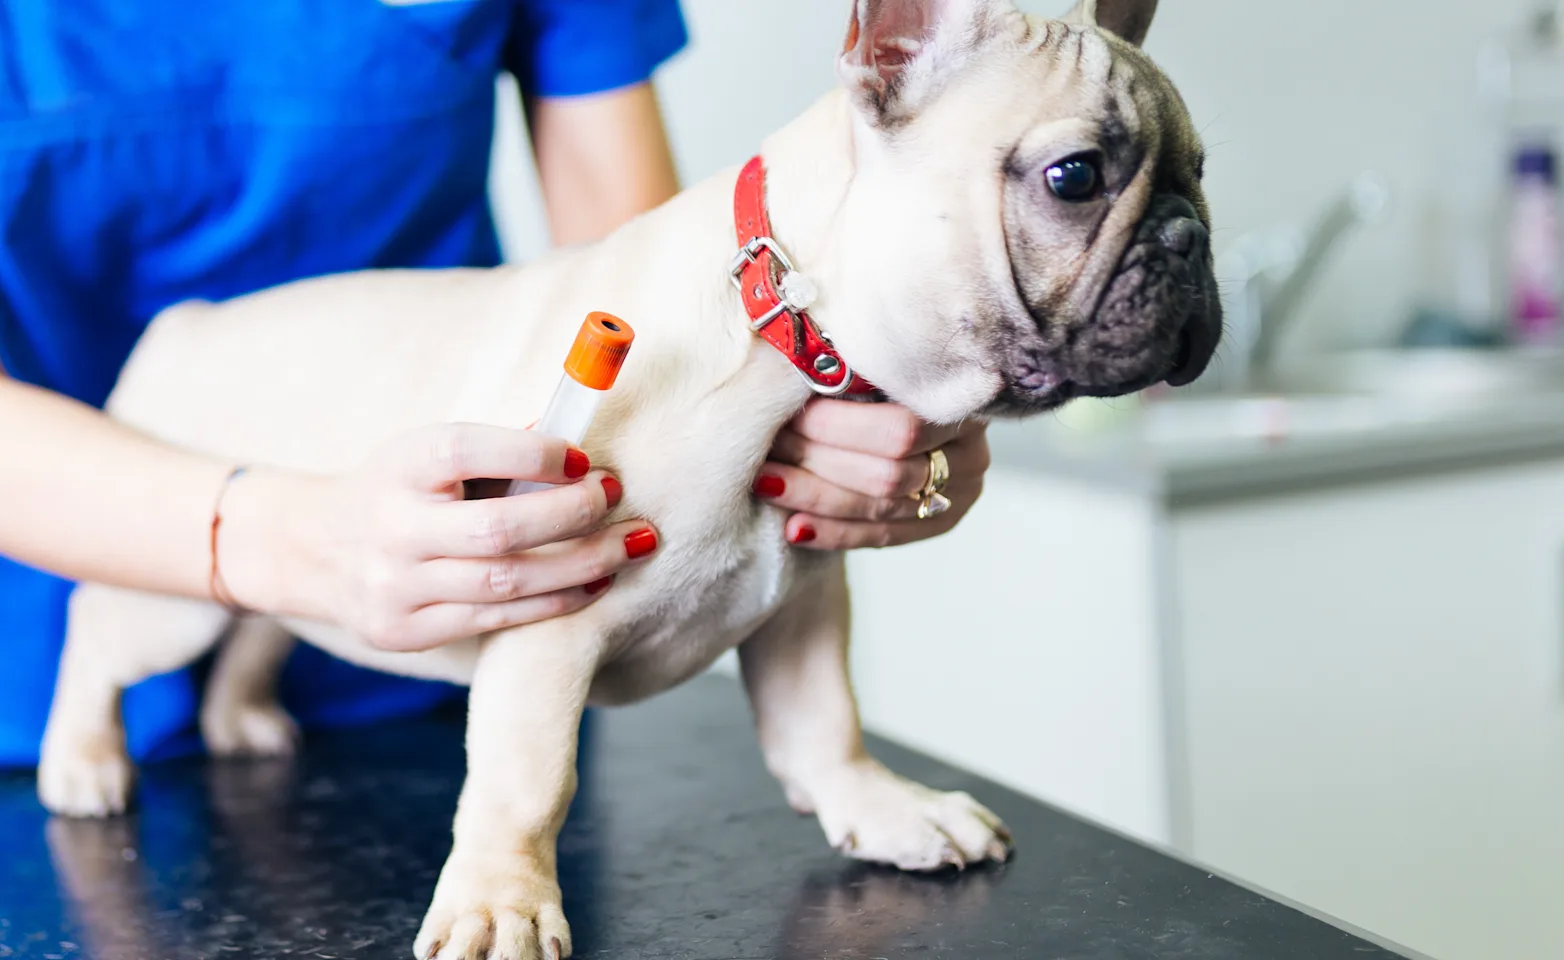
[730,157,873,398]
[729,236,795,285]
[730,236,824,337]
[729,237,798,333]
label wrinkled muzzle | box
[1067,193,1221,396]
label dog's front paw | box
[37,733,134,819]
[807,761,1012,872]
[414,861,571,960]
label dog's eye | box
[1045,156,1103,203]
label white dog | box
[38,1,1218,958]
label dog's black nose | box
[1159,216,1208,257]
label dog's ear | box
[837,0,1007,125]
[1060,0,1157,47]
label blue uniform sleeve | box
[509,0,689,98]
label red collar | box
[730,156,877,397]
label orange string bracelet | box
[209,466,251,614]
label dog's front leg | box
[415,624,599,960]
[739,556,1012,871]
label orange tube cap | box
[563,312,635,391]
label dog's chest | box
[586,502,798,705]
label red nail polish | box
[624,528,659,560]
[563,448,590,479]
[602,476,623,509]
[584,576,614,596]
[753,474,786,499]
[790,524,817,545]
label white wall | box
[493,0,1540,354]
[1151,0,1541,353]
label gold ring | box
[914,448,953,520]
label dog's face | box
[825,0,1220,422]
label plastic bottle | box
[507,312,635,497]
[1481,3,1564,346]
[1508,143,1563,346]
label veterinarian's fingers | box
[753,463,980,524]
[383,588,600,652]
[782,483,978,551]
[415,521,656,604]
[414,472,620,559]
[785,512,957,551]
[785,399,964,459]
[389,423,589,493]
[769,429,935,501]
[926,424,992,496]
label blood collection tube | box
[506,311,634,497]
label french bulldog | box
[37,0,1219,957]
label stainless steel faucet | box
[1213,172,1390,391]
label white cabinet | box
[1171,460,1564,960]
[843,452,1564,960]
[846,467,1171,844]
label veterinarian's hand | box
[227,424,658,652]
[753,399,989,550]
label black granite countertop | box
[0,675,1416,959]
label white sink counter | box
[987,388,1564,507]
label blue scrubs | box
[0,0,688,767]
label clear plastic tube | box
[505,312,633,497]
[506,375,607,497]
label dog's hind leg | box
[38,583,231,817]
[201,618,299,758]
[738,555,1013,872]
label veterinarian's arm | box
[526,81,681,246]
[754,400,991,550]
[0,371,245,597]
[0,372,658,650]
